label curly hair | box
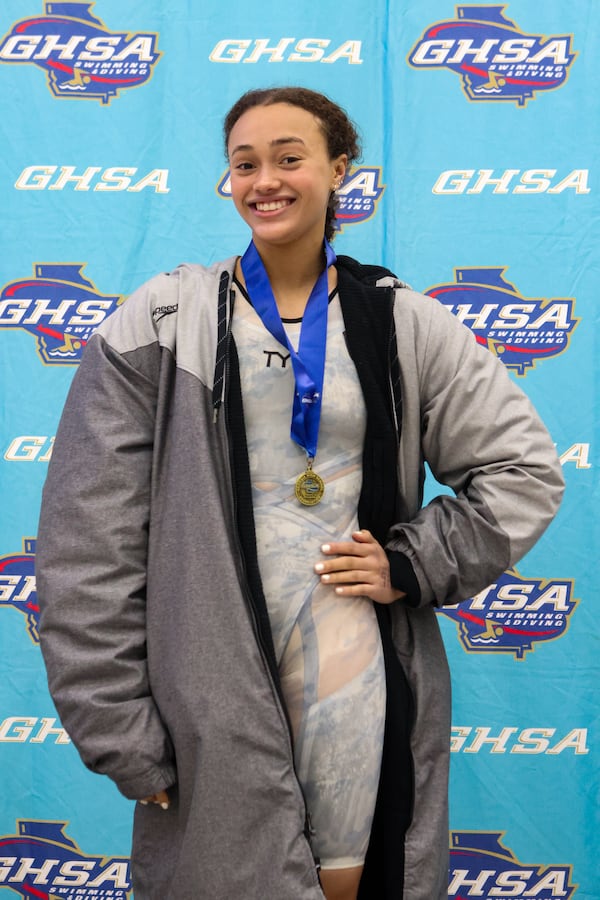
[224,87,361,242]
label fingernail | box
[315,563,324,572]
[335,587,344,594]
[140,800,148,806]
[321,544,330,553]
[321,574,330,582]
[160,802,169,810]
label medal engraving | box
[295,468,325,506]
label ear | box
[331,154,348,189]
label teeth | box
[255,200,290,211]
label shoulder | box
[336,253,459,339]
[95,258,237,354]
[112,258,237,324]
[392,282,481,355]
[336,254,407,290]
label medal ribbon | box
[240,239,336,460]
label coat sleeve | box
[386,291,565,608]
[36,285,177,800]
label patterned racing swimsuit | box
[232,282,386,869]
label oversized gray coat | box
[36,256,564,899]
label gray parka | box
[36,256,564,899]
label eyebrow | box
[230,136,306,156]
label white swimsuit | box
[232,283,386,869]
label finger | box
[316,546,384,574]
[320,541,370,558]
[155,790,170,809]
[331,583,373,597]
[319,569,373,586]
[335,584,407,604]
[351,529,375,543]
[140,791,170,810]
[315,555,369,576]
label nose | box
[253,164,282,193]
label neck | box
[239,235,332,319]
[254,236,325,292]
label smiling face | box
[227,103,347,254]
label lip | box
[248,197,295,216]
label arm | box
[386,292,565,607]
[36,323,176,800]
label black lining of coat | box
[337,258,414,898]
[225,256,415,897]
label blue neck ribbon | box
[240,239,336,461]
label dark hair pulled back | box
[224,86,361,242]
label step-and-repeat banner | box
[0,2,597,897]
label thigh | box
[320,865,363,900]
[294,641,386,869]
[279,584,384,739]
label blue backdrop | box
[0,2,597,897]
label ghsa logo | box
[0,263,123,364]
[0,820,131,898]
[217,167,386,232]
[335,168,386,231]
[0,2,161,104]
[408,5,576,106]
[425,267,579,375]
[449,831,577,897]
[438,568,578,659]
[0,538,39,645]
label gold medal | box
[295,459,324,506]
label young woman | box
[37,87,564,900]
